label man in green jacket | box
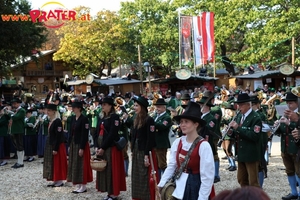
[153,98,172,178]
[274,92,300,200]
[10,98,26,168]
[198,96,220,183]
[228,93,262,187]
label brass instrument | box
[220,89,229,101]
[152,93,162,105]
[263,94,279,121]
[217,110,240,147]
[114,97,126,109]
[291,86,300,98]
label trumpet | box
[270,115,289,136]
[3,107,15,116]
[217,110,240,147]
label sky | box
[28,0,133,16]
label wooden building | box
[151,75,218,95]
[234,70,300,91]
[66,77,141,96]
[11,50,72,99]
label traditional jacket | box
[48,118,65,151]
[276,118,298,154]
[24,116,36,135]
[232,110,262,162]
[131,116,156,156]
[94,113,120,150]
[91,107,101,128]
[211,106,223,138]
[0,114,10,136]
[68,114,90,149]
[201,112,218,155]
[11,107,26,134]
[154,112,172,149]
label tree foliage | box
[0,0,47,75]
[119,0,179,76]
[173,0,300,73]
[54,8,127,77]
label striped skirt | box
[67,140,93,184]
[43,138,67,181]
[131,143,159,200]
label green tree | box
[54,8,128,77]
[0,0,47,74]
[119,0,179,76]
[172,0,300,74]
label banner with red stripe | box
[193,12,215,66]
[180,16,192,66]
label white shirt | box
[158,136,214,200]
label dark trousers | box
[155,148,167,169]
[281,152,300,176]
[11,134,24,151]
[237,161,260,187]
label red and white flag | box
[193,12,215,66]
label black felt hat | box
[173,101,206,127]
[197,96,214,107]
[124,92,131,99]
[61,96,68,103]
[153,98,167,105]
[71,101,83,108]
[181,93,191,100]
[46,104,57,111]
[284,92,297,101]
[11,98,22,104]
[133,96,149,110]
[250,95,261,103]
[234,93,251,103]
[100,97,115,105]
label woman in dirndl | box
[67,101,93,194]
[124,96,159,200]
[157,102,215,200]
[94,96,126,200]
[43,103,67,187]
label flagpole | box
[178,11,182,69]
[200,12,205,68]
[213,59,216,78]
[191,16,196,75]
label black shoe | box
[72,189,87,194]
[11,163,18,168]
[28,157,35,162]
[229,166,237,171]
[24,157,30,162]
[47,184,55,187]
[53,183,64,187]
[0,161,7,166]
[10,154,17,159]
[282,193,298,200]
[214,177,220,183]
[12,163,24,168]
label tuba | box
[291,86,300,98]
[264,94,278,121]
[220,89,229,101]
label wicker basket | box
[90,157,107,171]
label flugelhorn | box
[115,97,126,107]
[291,86,300,97]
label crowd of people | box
[1,83,300,199]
